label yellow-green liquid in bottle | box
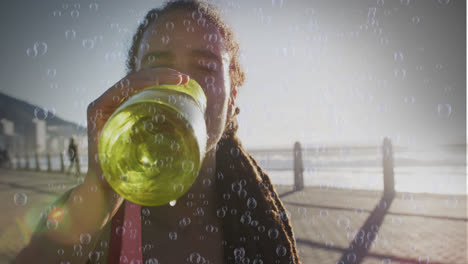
[98,80,207,206]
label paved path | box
[0,169,466,263]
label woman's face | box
[135,9,235,153]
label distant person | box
[66,137,80,176]
[16,1,301,263]
[4,145,11,168]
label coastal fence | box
[3,151,83,176]
[2,138,396,193]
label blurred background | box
[0,0,466,263]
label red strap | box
[108,200,143,264]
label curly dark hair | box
[125,0,245,133]
[125,1,302,263]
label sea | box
[24,144,466,195]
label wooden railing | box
[2,138,395,194]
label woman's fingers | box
[90,68,189,112]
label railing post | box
[293,141,304,191]
[35,152,40,171]
[60,152,65,173]
[25,153,30,170]
[47,153,52,172]
[382,137,395,198]
[15,153,20,169]
[7,153,12,169]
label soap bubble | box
[71,10,79,19]
[437,103,452,118]
[182,160,194,172]
[400,0,410,5]
[89,3,99,12]
[276,245,287,256]
[169,232,178,240]
[13,193,28,206]
[82,39,95,49]
[80,233,91,245]
[247,197,257,209]
[179,217,191,227]
[166,22,175,31]
[268,228,279,239]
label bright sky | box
[1,0,465,149]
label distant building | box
[0,92,87,155]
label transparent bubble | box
[272,0,284,8]
[437,104,452,118]
[230,147,240,158]
[57,249,64,255]
[247,197,257,209]
[393,51,404,62]
[207,61,217,71]
[231,182,242,192]
[276,245,287,256]
[153,113,166,123]
[89,3,99,12]
[47,68,57,78]
[400,0,410,5]
[82,39,95,49]
[203,33,218,43]
[188,252,202,263]
[80,233,91,245]
[182,160,194,172]
[14,193,28,206]
[216,207,227,218]
[53,10,62,17]
[319,209,329,217]
[186,26,195,33]
[142,208,150,216]
[146,258,159,264]
[205,224,217,233]
[258,225,265,232]
[88,251,103,262]
[47,219,59,230]
[34,107,48,120]
[173,183,184,193]
[169,231,178,240]
[144,121,154,132]
[382,258,392,264]
[27,42,47,57]
[253,259,264,264]
[161,35,170,45]
[404,96,415,104]
[179,217,191,227]
[411,16,420,24]
[268,228,279,239]
[166,22,175,31]
[26,47,37,57]
[73,194,83,204]
[418,255,430,264]
[240,214,252,225]
[154,133,164,144]
[337,216,351,229]
[234,248,245,257]
[71,10,79,19]
[438,0,450,4]
[394,68,406,79]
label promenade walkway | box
[0,169,466,263]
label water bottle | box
[98,79,207,206]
